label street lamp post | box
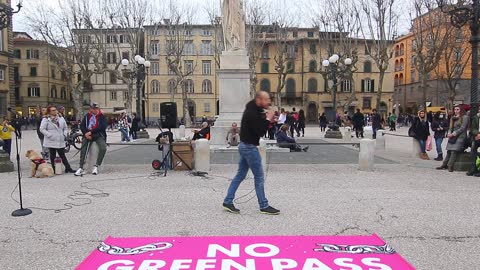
[322,54,352,133]
[121,55,151,123]
[438,0,479,119]
[0,0,22,29]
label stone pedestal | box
[325,130,343,139]
[137,130,150,139]
[364,126,374,140]
[210,50,251,146]
[359,139,375,172]
[411,138,421,158]
[0,150,14,173]
[194,139,210,172]
[344,127,352,142]
[375,129,386,150]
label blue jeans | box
[119,128,130,141]
[224,142,269,209]
[418,139,426,153]
[435,137,444,155]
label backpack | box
[293,113,299,122]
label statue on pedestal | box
[222,0,246,51]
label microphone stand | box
[9,115,32,217]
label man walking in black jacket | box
[223,91,280,215]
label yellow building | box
[13,32,73,116]
[144,24,219,123]
[0,0,13,118]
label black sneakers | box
[260,206,280,215]
[223,203,240,214]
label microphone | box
[7,107,18,115]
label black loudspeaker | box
[160,102,178,129]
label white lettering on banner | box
[195,259,217,270]
[138,260,167,270]
[245,244,280,258]
[170,259,193,270]
[271,259,298,269]
[333,258,362,270]
[97,260,135,270]
[302,259,333,270]
[361,258,393,270]
[221,259,256,270]
[207,244,240,258]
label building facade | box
[13,32,73,116]
[0,0,13,118]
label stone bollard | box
[344,127,352,142]
[194,139,210,172]
[364,126,373,139]
[411,138,421,158]
[375,129,386,150]
[86,141,100,171]
[179,125,186,139]
[359,139,375,172]
[259,139,267,172]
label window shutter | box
[371,80,375,92]
[340,81,344,92]
[361,80,365,92]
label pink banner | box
[76,235,415,270]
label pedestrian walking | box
[431,112,448,161]
[352,109,365,138]
[371,109,382,139]
[388,113,397,131]
[118,113,130,142]
[437,106,469,172]
[410,110,431,160]
[223,91,280,215]
[319,113,327,132]
[75,102,108,176]
[40,106,75,174]
[298,109,306,137]
[0,118,15,156]
[130,113,140,141]
[467,106,480,176]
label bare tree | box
[411,0,453,109]
[435,27,471,110]
[358,0,397,111]
[164,4,198,127]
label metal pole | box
[136,65,145,123]
[470,0,479,118]
[332,63,338,122]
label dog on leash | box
[25,150,54,178]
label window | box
[361,79,375,92]
[79,35,91,43]
[151,80,160,93]
[364,61,372,73]
[13,67,19,82]
[341,80,352,92]
[185,60,194,74]
[286,79,296,104]
[119,34,131,43]
[168,65,176,75]
[202,79,212,93]
[204,103,211,112]
[261,62,269,73]
[110,91,117,100]
[185,29,193,36]
[107,35,118,43]
[410,70,416,82]
[455,29,462,42]
[202,29,212,36]
[308,78,318,93]
[151,62,160,75]
[287,61,294,73]
[61,87,67,99]
[364,44,371,55]
[30,67,37,77]
[13,49,21,59]
[122,51,130,60]
[260,79,271,92]
[107,52,117,64]
[168,79,176,93]
[184,79,194,93]
[261,46,269,58]
[309,60,317,72]
[293,31,298,38]
[412,40,417,51]
[362,97,372,109]
[150,42,160,55]
[61,71,67,81]
[287,44,296,58]
[0,68,5,81]
[309,44,316,54]
[455,49,462,62]
[307,31,314,38]
[28,86,40,97]
[184,41,195,55]
[200,40,213,55]
[26,50,39,59]
[411,55,416,67]
[153,103,160,113]
[110,72,117,84]
[202,60,212,75]
[50,86,57,98]
[51,68,56,79]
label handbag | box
[408,126,416,138]
[426,136,433,151]
[448,136,458,144]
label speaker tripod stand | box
[152,128,192,177]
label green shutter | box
[371,80,375,92]
[361,80,365,92]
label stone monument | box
[210,0,251,146]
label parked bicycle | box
[64,125,83,153]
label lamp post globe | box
[322,60,330,67]
[344,58,352,66]
[121,59,129,67]
[134,55,141,62]
[329,54,340,63]
[138,57,146,65]
[144,60,151,68]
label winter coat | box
[431,118,449,139]
[131,116,140,132]
[352,112,365,128]
[470,114,480,142]
[40,117,68,149]
[276,130,296,144]
[412,117,430,141]
[446,115,469,151]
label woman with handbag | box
[431,112,449,161]
[40,106,75,174]
[436,106,469,172]
[410,110,430,160]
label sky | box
[12,0,412,37]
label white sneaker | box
[92,166,99,175]
[74,168,85,176]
